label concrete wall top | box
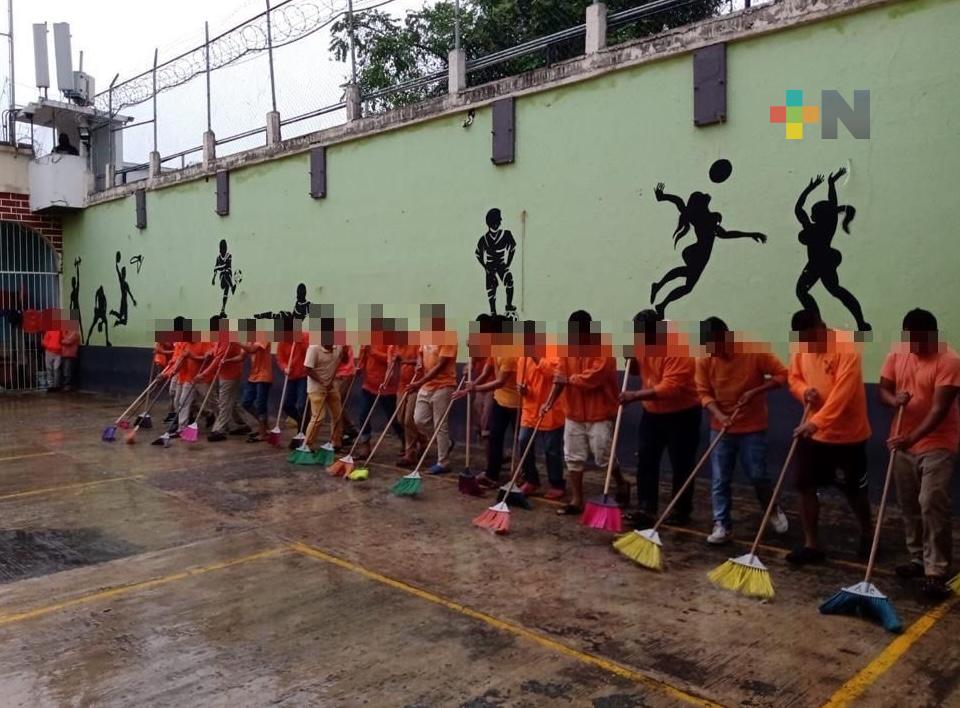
[0,144,32,194]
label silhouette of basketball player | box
[794,167,869,332]
[70,257,84,344]
[109,251,136,327]
[212,239,241,317]
[87,285,111,346]
[650,171,766,317]
[475,208,517,318]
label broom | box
[151,374,196,446]
[180,357,223,443]
[819,407,905,632]
[289,402,310,450]
[349,388,412,481]
[391,376,466,496]
[581,361,632,533]
[495,360,529,507]
[458,363,482,495]
[133,362,157,429]
[124,376,167,444]
[707,405,808,598]
[329,361,396,476]
[288,370,354,465]
[103,375,161,441]
[267,345,298,447]
[474,409,546,534]
[614,406,741,571]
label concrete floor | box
[0,392,958,707]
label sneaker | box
[895,561,925,579]
[544,487,565,500]
[706,522,732,545]
[207,431,227,442]
[921,576,950,601]
[770,506,789,534]
[785,545,825,565]
[427,464,450,476]
[518,482,539,496]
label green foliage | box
[330,0,726,111]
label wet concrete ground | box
[0,392,958,707]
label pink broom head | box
[473,501,511,534]
[266,427,282,447]
[327,455,354,477]
[180,424,199,443]
[117,420,131,430]
[581,498,623,533]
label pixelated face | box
[905,328,938,356]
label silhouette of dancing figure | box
[475,208,517,318]
[794,167,869,332]
[69,257,84,344]
[109,251,136,327]
[650,183,767,317]
[87,285,111,346]
[212,239,240,317]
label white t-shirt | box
[304,344,342,393]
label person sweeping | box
[409,306,459,475]
[303,320,349,454]
[517,339,566,499]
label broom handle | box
[346,359,396,458]
[465,364,472,467]
[412,376,467,474]
[748,404,811,556]
[498,408,547,500]
[652,405,742,533]
[332,353,360,428]
[116,374,163,424]
[140,360,157,413]
[864,406,904,583]
[506,359,526,481]
[194,354,225,420]
[133,374,169,431]
[364,387,412,466]
[601,359,633,498]
[273,342,298,426]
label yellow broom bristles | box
[707,556,774,599]
[613,531,662,571]
[948,572,960,595]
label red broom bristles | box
[473,502,511,534]
[581,500,623,533]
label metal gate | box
[0,222,61,392]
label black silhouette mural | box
[475,208,517,319]
[212,239,241,317]
[254,282,310,321]
[109,251,137,327]
[130,254,144,274]
[650,159,767,317]
[794,167,869,332]
[87,285,111,346]
[69,257,84,344]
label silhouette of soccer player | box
[87,285,111,346]
[475,208,517,319]
[109,251,136,326]
[212,239,241,317]
[794,167,870,332]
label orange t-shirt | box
[42,330,62,354]
[421,338,458,390]
[633,355,699,414]
[788,332,870,444]
[558,356,618,423]
[362,345,395,395]
[491,356,520,409]
[202,340,245,381]
[276,336,308,381]
[389,344,420,389]
[696,351,788,433]
[153,343,171,367]
[336,345,356,379]
[178,341,210,384]
[247,341,273,383]
[880,347,960,454]
[519,356,564,431]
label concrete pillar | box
[448,49,467,94]
[344,84,362,122]
[585,3,608,55]
[148,151,161,178]
[266,111,282,146]
[105,164,116,189]
[202,130,216,170]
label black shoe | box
[207,432,227,442]
[920,576,950,601]
[230,426,251,436]
[785,546,825,566]
[896,561,924,579]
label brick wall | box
[0,192,63,253]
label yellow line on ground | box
[290,541,722,707]
[0,547,287,627]
[0,451,58,464]
[822,594,959,707]
[0,475,145,502]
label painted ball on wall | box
[709,159,732,184]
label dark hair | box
[700,316,729,344]
[632,309,660,333]
[902,308,937,333]
[791,308,823,332]
[485,208,501,229]
[568,310,592,326]
[173,316,186,332]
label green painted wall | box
[63,0,960,376]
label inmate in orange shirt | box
[788,332,870,444]
[558,356,618,423]
[518,356,564,431]
[420,336,458,390]
[247,341,274,383]
[277,335,309,381]
[880,346,960,455]
[388,344,420,390]
[696,351,788,433]
[362,345,396,395]
[178,341,211,384]
[491,356,520,409]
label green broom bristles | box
[949,573,960,595]
[613,529,662,571]
[391,471,422,497]
[707,554,774,599]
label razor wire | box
[94,0,396,114]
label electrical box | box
[72,71,95,104]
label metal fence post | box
[106,73,118,187]
[205,21,212,132]
[454,0,461,52]
[266,0,278,113]
[347,0,357,85]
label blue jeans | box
[242,381,271,421]
[357,388,404,443]
[710,430,773,529]
[518,426,565,490]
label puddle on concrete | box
[0,528,141,583]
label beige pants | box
[400,391,423,458]
[414,386,453,468]
[563,419,614,473]
[893,448,955,577]
[214,378,246,433]
[305,387,343,449]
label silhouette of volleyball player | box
[109,251,136,327]
[69,257,84,344]
[212,239,240,317]
[87,285,111,346]
[794,167,870,332]
[650,172,766,317]
[475,208,517,318]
